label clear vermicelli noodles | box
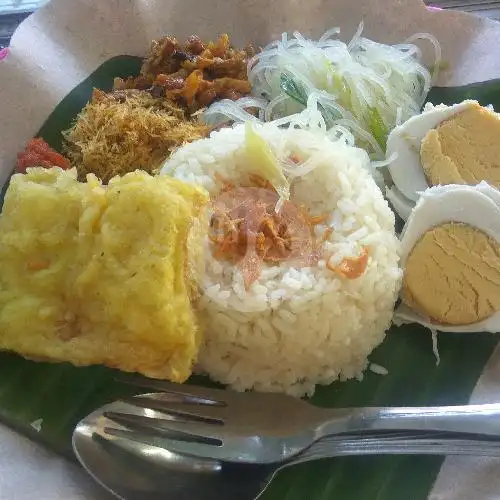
[203,23,440,159]
[161,123,402,396]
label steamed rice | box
[161,124,402,396]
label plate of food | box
[1,0,500,498]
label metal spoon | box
[73,399,500,500]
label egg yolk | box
[420,103,500,190]
[402,222,500,325]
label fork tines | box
[114,374,227,407]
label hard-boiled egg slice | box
[394,181,500,333]
[385,99,500,220]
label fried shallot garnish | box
[327,247,370,279]
[209,176,330,289]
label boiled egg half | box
[394,181,500,333]
[386,100,500,220]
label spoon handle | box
[289,431,500,465]
[319,403,500,438]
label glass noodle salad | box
[203,22,440,160]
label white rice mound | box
[161,124,402,397]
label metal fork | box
[108,378,500,464]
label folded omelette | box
[0,167,208,382]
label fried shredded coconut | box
[16,138,70,173]
[209,177,331,289]
[63,89,208,183]
[113,34,254,113]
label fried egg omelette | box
[0,167,208,382]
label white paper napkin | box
[0,424,111,500]
[1,1,500,498]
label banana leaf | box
[0,56,498,500]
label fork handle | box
[289,432,500,466]
[319,403,500,438]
